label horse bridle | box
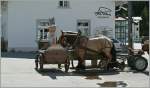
[60,31,80,48]
[61,31,112,51]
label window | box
[38,28,49,40]
[64,1,68,7]
[115,20,127,44]
[58,1,70,8]
[40,22,49,26]
[36,19,50,40]
[59,1,63,7]
[77,19,90,36]
[36,18,56,45]
[78,22,88,26]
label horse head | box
[58,30,67,47]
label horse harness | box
[61,31,112,56]
[73,35,112,55]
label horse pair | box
[58,30,116,70]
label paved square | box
[1,52,149,87]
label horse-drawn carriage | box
[35,24,70,72]
[35,29,148,72]
[35,44,70,72]
[58,30,148,71]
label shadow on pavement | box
[117,69,149,76]
[97,81,127,87]
[132,70,149,76]
[1,52,37,59]
[35,68,120,80]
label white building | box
[1,0,115,52]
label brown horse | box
[58,31,116,69]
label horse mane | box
[90,34,112,42]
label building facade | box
[1,0,115,52]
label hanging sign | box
[95,7,112,18]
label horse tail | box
[111,43,116,62]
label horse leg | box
[91,59,97,67]
[76,58,85,68]
[76,57,82,68]
[76,49,86,69]
[102,49,113,70]
[80,57,85,69]
[106,53,112,63]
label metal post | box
[128,1,133,50]
[1,1,8,52]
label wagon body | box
[116,48,148,72]
[35,44,70,72]
[43,50,67,64]
[42,45,67,64]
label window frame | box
[77,19,91,36]
[36,19,50,41]
[58,0,70,8]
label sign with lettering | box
[95,7,112,18]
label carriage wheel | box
[39,54,44,71]
[71,59,75,69]
[65,58,70,72]
[127,56,135,69]
[58,64,61,69]
[119,62,125,71]
[99,59,108,70]
[134,56,148,71]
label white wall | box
[7,0,115,51]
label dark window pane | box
[59,1,63,7]
[78,22,81,26]
[64,1,67,7]
[84,23,88,26]
[44,29,48,32]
